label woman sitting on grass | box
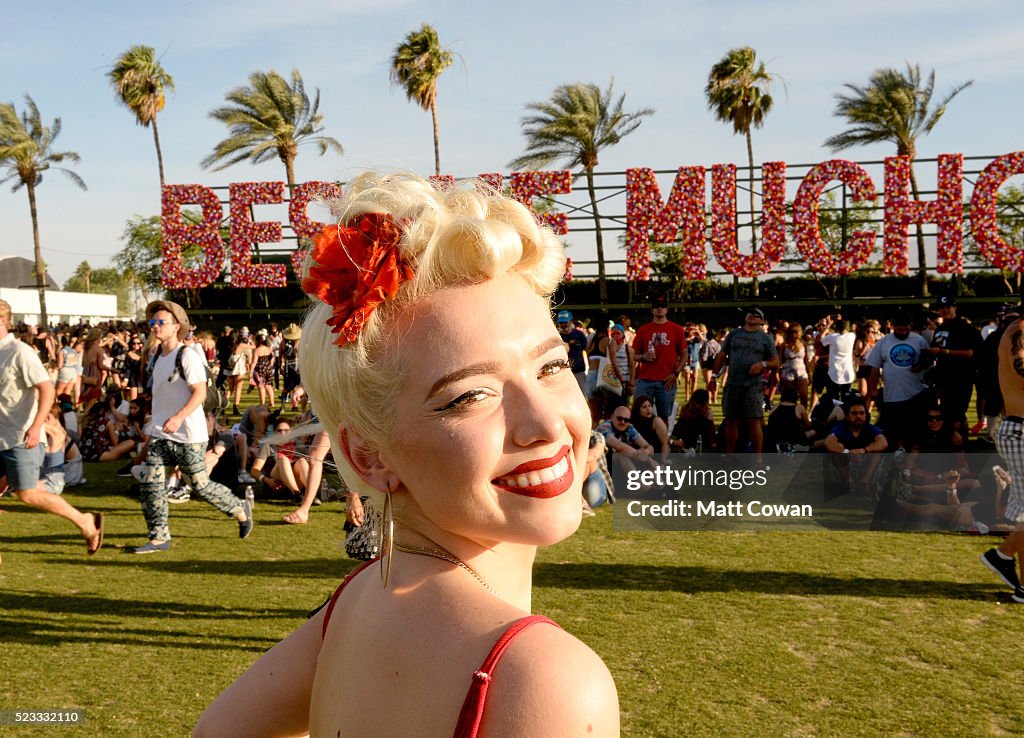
[249,417,310,500]
[79,398,135,463]
[196,172,619,737]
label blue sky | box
[2,0,1022,284]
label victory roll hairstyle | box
[299,172,567,479]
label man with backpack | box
[127,301,253,553]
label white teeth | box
[496,454,571,488]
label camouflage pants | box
[140,439,243,541]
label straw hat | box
[145,300,191,340]
[282,323,302,340]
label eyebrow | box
[425,336,566,401]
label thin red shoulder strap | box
[321,560,375,640]
[452,615,560,738]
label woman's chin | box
[523,495,584,547]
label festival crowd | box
[0,300,346,557]
[564,294,1023,603]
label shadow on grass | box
[0,590,311,620]
[0,615,281,651]
[533,562,1001,601]
[45,555,359,578]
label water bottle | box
[244,484,255,507]
[696,436,703,454]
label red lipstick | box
[492,446,574,499]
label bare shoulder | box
[482,620,620,737]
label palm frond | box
[202,68,342,178]
[508,80,652,171]
[825,63,972,156]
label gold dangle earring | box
[380,484,394,588]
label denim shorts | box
[0,443,46,491]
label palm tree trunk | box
[284,156,296,198]
[746,129,759,298]
[27,182,48,327]
[908,165,929,297]
[431,101,441,176]
[585,167,608,305]
[152,115,166,187]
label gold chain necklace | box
[393,540,496,595]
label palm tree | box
[109,45,175,186]
[509,80,653,305]
[705,46,775,296]
[72,261,92,293]
[390,23,454,176]
[0,95,86,327]
[825,63,972,295]
[201,69,342,193]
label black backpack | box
[148,346,227,416]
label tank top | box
[320,563,559,738]
[613,341,630,382]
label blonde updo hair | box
[299,172,567,466]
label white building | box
[0,256,118,325]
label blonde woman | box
[196,173,619,737]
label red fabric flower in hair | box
[302,212,413,346]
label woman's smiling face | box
[374,274,591,548]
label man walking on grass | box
[128,301,253,554]
[979,313,1024,603]
[0,299,103,555]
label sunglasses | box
[613,415,630,421]
[148,319,174,327]
[927,415,943,421]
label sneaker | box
[238,471,257,485]
[238,499,254,539]
[130,464,148,483]
[980,548,1021,589]
[1013,586,1024,604]
[129,540,171,554]
[116,462,134,478]
[167,486,191,504]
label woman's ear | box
[337,426,399,493]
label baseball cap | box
[892,308,913,325]
[936,294,957,308]
[145,300,191,340]
[555,310,573,324]
[651,296,668,308]
[744,306,766,320]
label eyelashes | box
[434,358,572,413]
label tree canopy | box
[201,69,342,189]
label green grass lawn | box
[1,460,1021,737]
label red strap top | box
[320,563,559,738]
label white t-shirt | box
[0,333,50,450]
[821,332,856,385]
[865,332,930,403]
[151,344,209,445]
